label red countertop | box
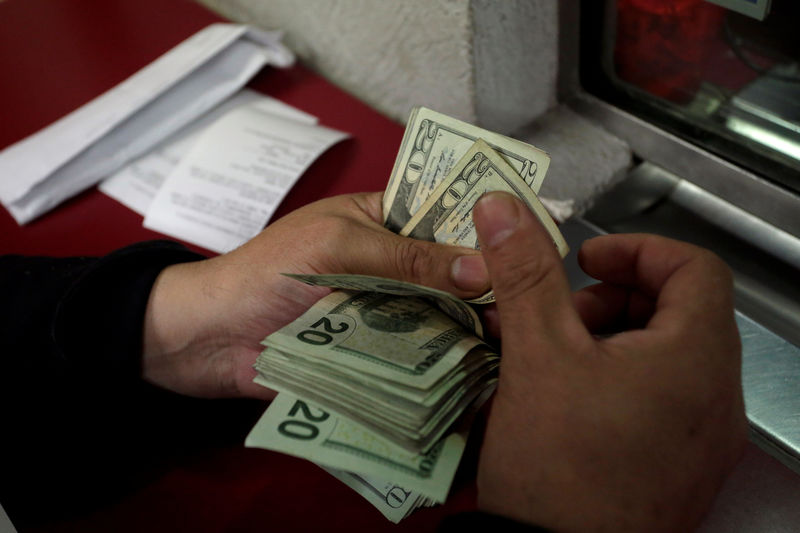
[0,0,402,258]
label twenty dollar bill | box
[245,392,467,503]
[400,139,568,257]
[383,107,551,232]
[399,139,568,303]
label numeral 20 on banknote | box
[295,316,354,346]
[278,400,330,440]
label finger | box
[365,232,490,298]
[579,234,715,298]
[358,190,493,297]
[345,191,386,225]
[578,233,734,331]
[572,283,628,333]
[572,283,656,334]
[479,303,502,340]
[473,192,590,353]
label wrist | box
[142,260,213,385]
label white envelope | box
[0,23,294,224]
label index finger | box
[578,234,735,331]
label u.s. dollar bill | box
[400,139,568,251]
[382,107,551,233]
[262,289,484,391]
[245,392,468,504]
[398,139,568,304]
[317,466,428,523]
[282,272,483,337]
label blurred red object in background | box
[615,0,726,103]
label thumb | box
[333,193,492,299]
[473,192,587,351]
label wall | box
[197,0,632,215]
[197,0,558,133]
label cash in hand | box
[245,106,568,519]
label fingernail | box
[475,192,520,249]
[451,254,489,291]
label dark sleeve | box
[0,240,204,379]
[439,511,552,532]
[0,240,205,527]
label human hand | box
[140,192,490,399]
[472,192,747,532]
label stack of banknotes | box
[245,107,568,522]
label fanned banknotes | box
[383,106,551,233]
[401,139,567,256]
[400,139,568,304]
[248,107,565,521]
[282,273,484,337]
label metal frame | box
[569,93,800,240]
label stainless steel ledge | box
[739,312,800,474]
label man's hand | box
[140,192,489,399]
[473,192,747,532]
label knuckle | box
[347,192,382,222]
[315,214,352,242]
[211,354,240,397]
[692,248,734,290]
[702,249,732,277]
[394,239,436,284]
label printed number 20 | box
[278,400,330,441]
[296,317,350,346]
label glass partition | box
[582,0,800,192]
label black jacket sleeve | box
[0,241,204,527]
[0,240,203,380]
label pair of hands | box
[142,191,746,532]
